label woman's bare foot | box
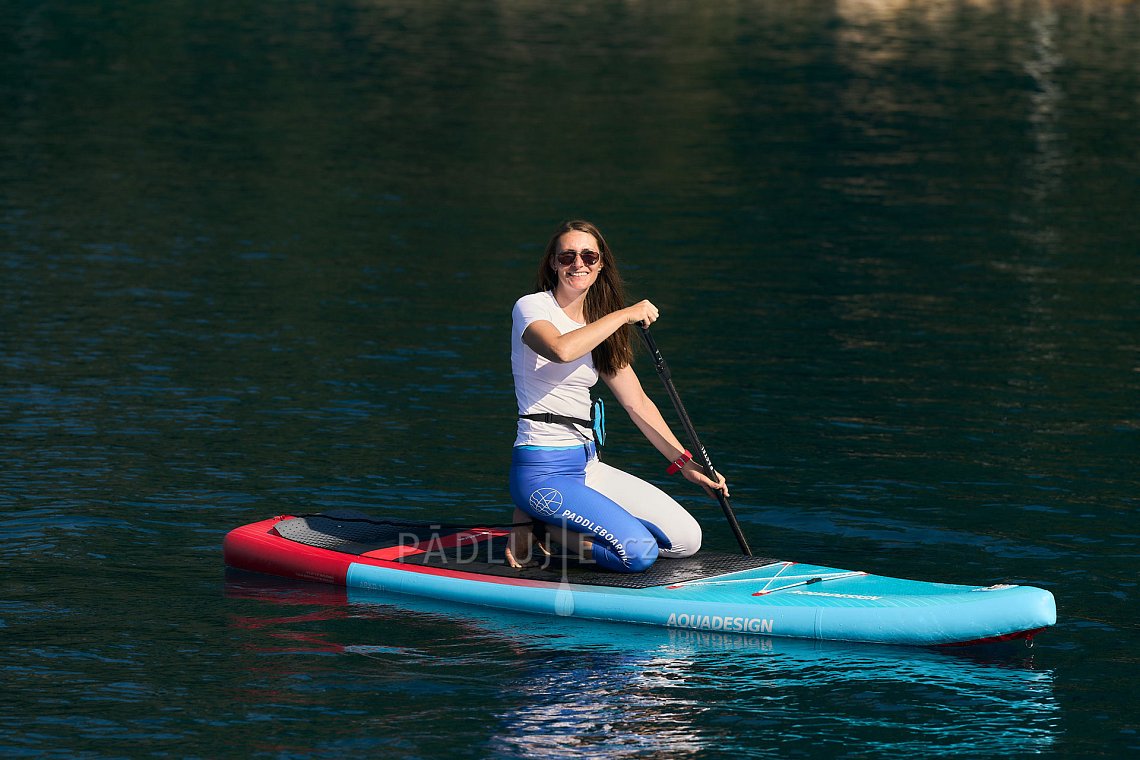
[505,509,551,569]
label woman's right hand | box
[623,299,660,327]
[683,464,730,500]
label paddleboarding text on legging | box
[557,508,626,561]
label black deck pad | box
[275,511,781,590]
[275,511,435,555]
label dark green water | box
[3,0,1137,757]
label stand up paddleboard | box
[223,510,1056,647]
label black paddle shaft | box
[637,325,752,556]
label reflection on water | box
[1023,8,1065,213]
[227,574,1058,757]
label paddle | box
[637,324,753,556]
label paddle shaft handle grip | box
[638,325,752,556]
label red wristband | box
[666,449,692,475]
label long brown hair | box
[534,220,632,376]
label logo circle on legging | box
[528,488,563,517]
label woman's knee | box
[663,520,702,558]
[588,530,660,573]
[623,538,660,573]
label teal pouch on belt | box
[592,398,606,448]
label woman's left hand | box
[682,464,730,499]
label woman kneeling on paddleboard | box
[507,219,728,572]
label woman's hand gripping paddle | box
[638,325,753,556]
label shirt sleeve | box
[512,293,554,338]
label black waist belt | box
[519,398,605,447]
[518,412,591,427]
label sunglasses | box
[555,249,601,267]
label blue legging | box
[509,443,702,573]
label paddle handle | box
[638,324,752,556]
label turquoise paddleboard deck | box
[223,511,1056,647]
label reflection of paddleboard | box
[223,511,1056,647]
